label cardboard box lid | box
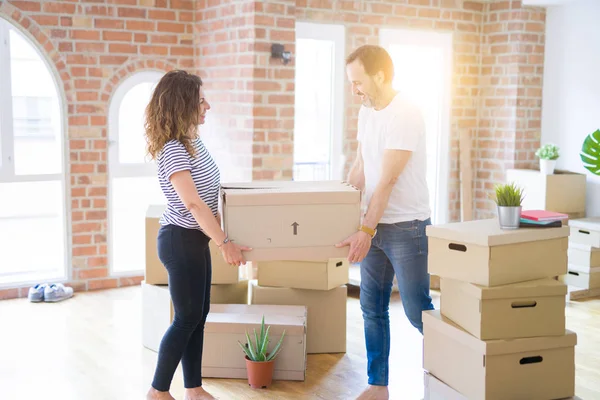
[423,310,577,356]
[146,204,166,218]
[426,218,570,246]
[447,278,568,300]
[569,217,600,232]
[221,181,360,206]
[205,304,307,335]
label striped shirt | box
[157,138,220,230]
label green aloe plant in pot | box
[535,143,560,175]
[238,315,286,389]
[580,129,600,176]
[491,182,525,230]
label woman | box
[144,69,251,400]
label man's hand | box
[336,231,372,263]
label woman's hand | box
[220,241,252,267]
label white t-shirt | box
[357,93,431,224]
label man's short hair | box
[346,45,394,83]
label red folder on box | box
[521,210,569,222]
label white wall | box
[541,0,600,217]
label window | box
[0,20,67,286]
[108,72,166,275]
[294,22,345,181]
[380,29,453,224]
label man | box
[336,45,435,400]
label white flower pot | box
[540,159,556,175]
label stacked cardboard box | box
[423,218,577,400]
[142,205,249,353]
[561,217,600,291]
[505,169,587,221]
[250,259,349,354]
[141,181,361,381]
[219,180,360,355]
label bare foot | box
[355,385,389,400]
[184,386,217,400]
[146,387,176,400]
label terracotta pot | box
[245,356,275,389]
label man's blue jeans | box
[359,218,435,386]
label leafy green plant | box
[535,143,560,160]
[238,316,285,362]
[580,129,600,176]
[491,182,525,207]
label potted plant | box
[238,316,286,389]
[535,143,560,175]
[491,182,525,230]
[580,129,600,176]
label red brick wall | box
[0,0,195,299]
[195,0,255,182]
[476,0,546,218]
[196,0,296,182]
[0,0,546,299]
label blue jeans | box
[359,218,434,386]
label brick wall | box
[476,0,546,218]
[0,0,546,299]
[195,0,296,182]
[195,0,255,182]
[0,0,195,299]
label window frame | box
[0,18,69,287]
[107,71,163,277]
[294,21,346,180]
[379,28,453,225]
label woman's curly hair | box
[144,70,203,160]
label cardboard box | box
[505,169,586,215]
[202,304,307,381]
[569,217,600,248]
[257,258,349,290]
[424,371,467,400]
[560,268,600,289]
[211,280,249,304]
[423,310,577,400]
[568,242,600,269]
[141,280,248,353]
[440,278,566,340]
[249,280,347,354]
[145,205,167,285]
[220,181,361,261]
[423,371,582,400]
[426,219,570,286]
[145,205,242,285]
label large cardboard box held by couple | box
[423,310,577,400]
[220,181,361,261]
[145,205,242,286]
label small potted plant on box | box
[535,143,560,175]
[238,316,286,389]
[491,182,525,230]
